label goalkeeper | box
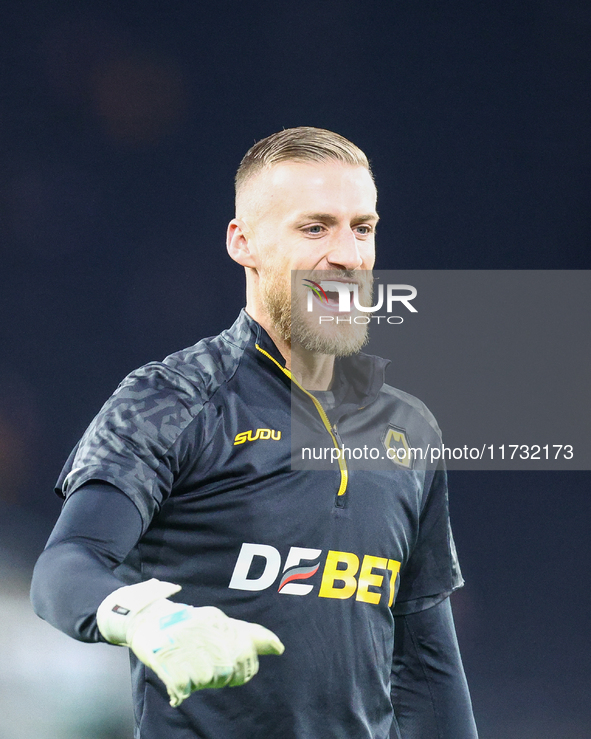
[31,127,478,738]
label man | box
[31,127,478,738]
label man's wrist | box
[96,578,182,645]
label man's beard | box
[261,269,372,357]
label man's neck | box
[246,309,335,391]
[288,348,335,392]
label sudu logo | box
[234,428,282,445]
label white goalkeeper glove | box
[96,578,284,707]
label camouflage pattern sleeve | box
[57,362,205,531]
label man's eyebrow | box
[293,212,380,224]
[352,213,380,223]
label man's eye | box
[304,225,324,234]
[355,225,372,236]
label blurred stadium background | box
[1,1,589,736]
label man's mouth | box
[317,280,357,312]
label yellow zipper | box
[255,343,348,496]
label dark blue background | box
[1,2,589,736]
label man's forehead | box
[242,160,377,219]
[263,159,373,187]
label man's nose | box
[326,230,363,271]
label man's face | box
[241,160,378,355]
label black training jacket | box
[56,310,463,739]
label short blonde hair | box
[235,126,372,204]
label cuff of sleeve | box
[58,467,155,535]
[392,585,462,617]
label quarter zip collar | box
[226,309,389,409]
[328,352,390,424]
[227,309,390,506]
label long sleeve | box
[30,482,144,642]
[390,596,478,739]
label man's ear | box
[227,219,257,269]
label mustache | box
[295,269,374,289]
